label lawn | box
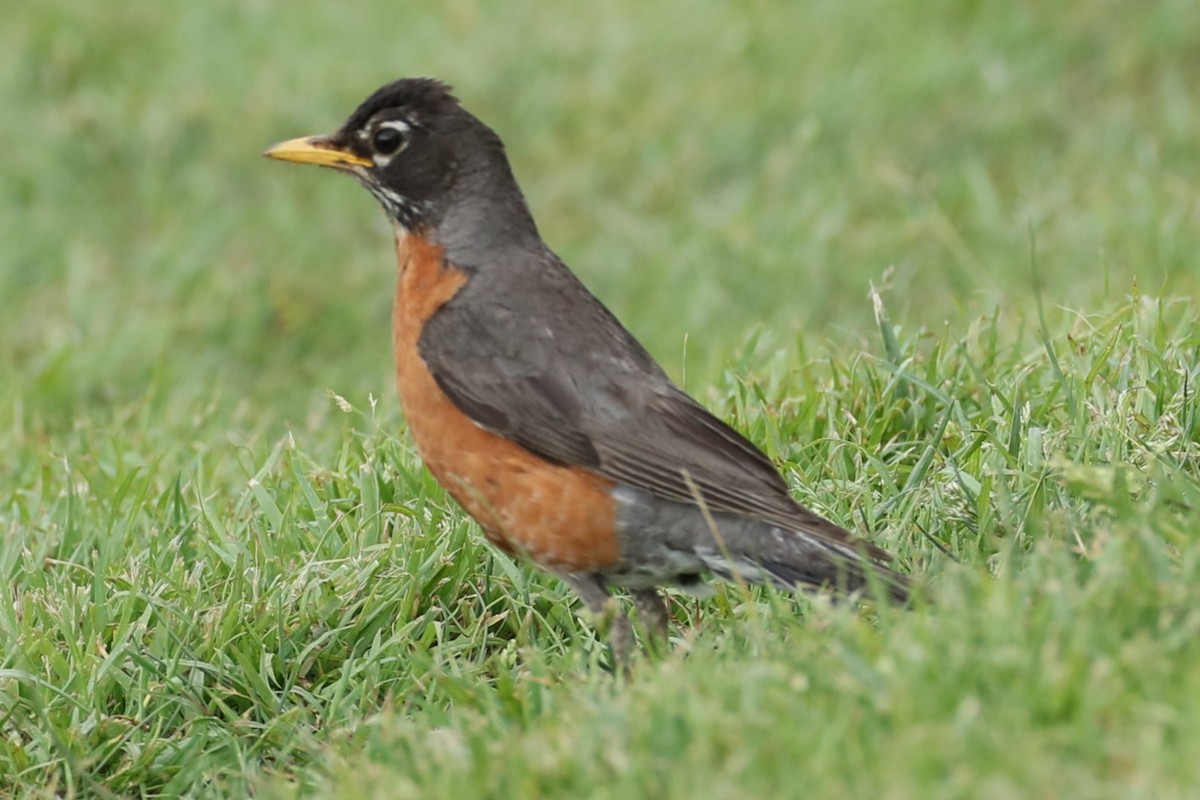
[3,0,1199,797]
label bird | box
[264,77,909,667]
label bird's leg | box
[631,588,669,657]
[563,573,632,672]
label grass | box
[2,0,1199,796]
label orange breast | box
[391,231,620,573]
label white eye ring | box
[371,120,412,165]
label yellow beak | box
[262,135,373,170]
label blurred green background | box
[4,0,1195,436]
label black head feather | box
[304,77,536,244]
[339,78,460,137]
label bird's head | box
[264,77,527,237]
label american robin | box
[264,78,909,666]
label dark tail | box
[611,486,912,603]
[695,515,911,604]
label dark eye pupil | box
[373,127,405,155]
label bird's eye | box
[372,125,408,156]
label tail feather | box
[694,521,911,604]
[759,555,910,604]
[611,486,912,603]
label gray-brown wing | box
[419,259,886,560]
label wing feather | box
[419,257,892,563]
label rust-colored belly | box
[390,231,620,573]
